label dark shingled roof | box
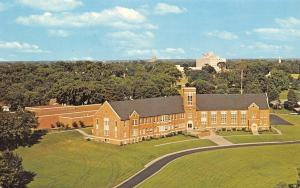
[109,96,184,120]
[196,94,269,111]
[108,93,269,120]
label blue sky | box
[0,0,300,61]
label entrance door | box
[187,121,193,129]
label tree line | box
[0,61,181,110]
[184,59,300,103]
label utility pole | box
[240,69,243,94]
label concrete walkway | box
[201,135,233,146]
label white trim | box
[38,110,98,117]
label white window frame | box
[241,111,247,125]
[201,112,207,125]
[221,111,227,124]
[231,111,237,125]
[188,92,193,105]
[211,111,217,124]
[104,118,109,136]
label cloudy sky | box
[0,0,300,61]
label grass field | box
[291,73,299,79]
[17,132,214,188]
[138,144,300,188]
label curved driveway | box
[115,140,300,188]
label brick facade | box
[93,87,270,145]
[26,104,101,129]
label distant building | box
[176,52,226,73]
[196,52,226,72]
[2,105,10,112]
[92,87,270,145]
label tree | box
[0,110,38,151]
[191,80,215,94]
[287,90,298,110]
[0,151,35,188]
[267,81,280,102]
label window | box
[188,92,193,105]
[140,118,143,124]
[211,112,217,124]
[114,124,117,138]
[187,122,193,129]
[161,115,169,122]
[133,129,138,136]
[221,112,227,124]
[96,119,99,129]
[104,118,109,136]
[231,111,237,124]
[241,111,247,124]
[133,119,138,126]
[159,126,165,132]
[180,113,185,119]
[201,112,207,125]
[188,112,193,119]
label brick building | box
[26,104,101,129]
[93,87,270,145]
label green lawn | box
[291,73,299,79]
[138,144,300,188]
[225,112,300,144]
[17,132,214,188]
[80,127,93,134]
[280,90,288,101]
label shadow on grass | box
[26,129,48,147]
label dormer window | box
[188,92,193,105]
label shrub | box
[79,121,85,128]
[55,121,65,128]
[72,122,78,129]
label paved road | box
[115,140,300,188]
[270,114,293,125]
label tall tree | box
[287,90,298,109]
[0,110,38,151]
[0,151,35,188]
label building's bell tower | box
[181,87,197,130]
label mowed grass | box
[17,131,214,188]
[139,144,300,188]
[291,73,299,79]
[225,112,300,143]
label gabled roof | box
[196,94,269,111]
[109,96,184,120]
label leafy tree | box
[267,81,280,101]
[202,64,216,74]
[191,80,215,94]
[0,110,38,151]
[0,151,35,188]
[287,90,298,109]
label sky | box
[0,0,300,61]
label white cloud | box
[251,17,300,40]
[48,29,70,37]
[154,3,186,15]
[0,41,50,53]
[240,42,292,51]
[275,17,300,28]
[16,6,155,30]
[206,31,238,40]
[17,0,83,12]
[165,48,185,54]
[109,31,155,50]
